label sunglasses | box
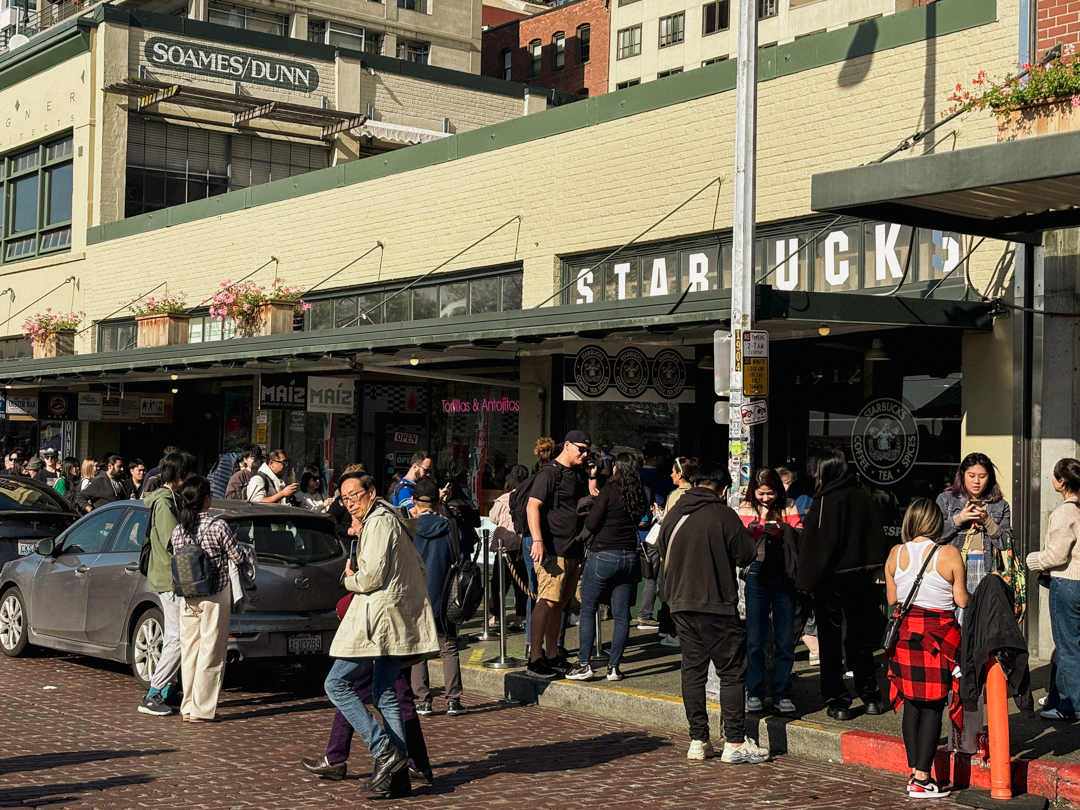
[571,443,591,454]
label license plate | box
[17,542,36,556]
[287,633,322,655]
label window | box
[577,24,590,63]
[703,0,729,34]
[98,322,136,352]
[0,337,31,360]
[60,509,121,556]
[125,117,328,218]
[529,39,542,77]
[111,510,150,553]
[397,0,428,11]
[309,20,381,53]
[617,0,639,5]
[208,2,288,36]
[615,79,640,89]
[758,0,777,19]
[657,68,683,78]
[187,315,236,343]
[552,32,565,70]
[702,55,729,66]
[397,40,430,64]
[659,13,685,47]
[307,20,326,42]
[500,48,512,80]
[1,134,74,264]
[617,26,641,59]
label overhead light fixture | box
[171,388,178,394]
[818,325,831,336]
[866,338,890,362]
[170,373,179,380]
[409,355,419,366]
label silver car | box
[0,499,347,688]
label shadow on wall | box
[836,20,879,88]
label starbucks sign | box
[145,37,321,93]
[851,398,919,485]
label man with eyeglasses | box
[525,430,591,679]
[390,451,434,511]
[246,449,299,504]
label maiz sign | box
[145,37,320,93]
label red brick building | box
[481,0,610,97]
[1037,0,1080,55]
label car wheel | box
[0,587,28,657]
[130,607,164,690]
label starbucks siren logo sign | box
[573,345,611,397]
[851,398,919,485]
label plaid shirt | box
[170,512,244,596]
[888,605,963,727]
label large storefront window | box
[565,401,680,458]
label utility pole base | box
[956,789,1048,810]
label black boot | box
[357,746,407,796]
[387,767,412,798]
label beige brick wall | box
[361,70,525,132]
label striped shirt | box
[170,512,244,596]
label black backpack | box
[441,520,483,626]
[170,518,220,599]
[508,464,563,537]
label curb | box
[430,662,1079,807]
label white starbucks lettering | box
[774,238,799,291]
[875,223,904,280]
[576,268,594,304]
[613,262,631,299]
[931,231,960,274]
[824,230,850,286]
[648,258,669,297]
[687,252,709,292]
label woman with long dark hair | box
[295,464,332,511]
[936,452,1012,596]
[666,457,696,512]
[796,448,893,721]
[170,475,245,722]
[567,452,647,682]
[52,457,80,497]
[738,467,802,714]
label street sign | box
[743,330,768,357]
[742,329,768,396]
[740,399,768,425]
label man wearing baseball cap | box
[34,448,60,486]
[525,430,591,679]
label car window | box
[228,519,341,565]
[0,477,69,512]
[109,509,148,553]
[60,509,121,556]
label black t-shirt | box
[531,461,587,558]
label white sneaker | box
[720,740,767,764]
[741,737,770,759]
[660,635,681,647]
[687,739,716,760]
[566,662,593,681]
[746,696,763,712]
[1038,695,1048,707]
[775,698,797,715]
[568,612,581,627]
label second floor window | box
[398,0,429,11]
[703,0,730,34]
[2,134,74,264]
[529,39,542,76]
[617,25,641,59]
[397,40,430,64]
[578,24,590,63]
[208,2,288,36]
[553,32,565,70]
[758,0,778,18]
[501,48,512,80]
[659,13,685,47]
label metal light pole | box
[728,0,759,501]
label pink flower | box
[1066,43,1076,56]
[1072,96,1080,109]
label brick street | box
[1,650,920,809]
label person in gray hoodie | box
[409,478,467,717]
[137,450,197,717]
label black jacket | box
[657,487,755,616]
[959,574,1033,714]
[795,473,893,593]
[74,472,134,512]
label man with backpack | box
[524,430,590,679]
[391,452,434,510]
[246,449,299,504]
[138,450,197,716]
[408,479,468,717]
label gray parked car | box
[0,499,347,688]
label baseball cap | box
[564,430,591,446]
[413,478,441,504]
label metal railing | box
[2,0,107,54]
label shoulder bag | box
[881,543,939,654]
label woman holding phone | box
[738,467,803,715]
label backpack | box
[170,518,219,599]
[441,519,483,626]
[508,464,563,537]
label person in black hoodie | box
[657,461,767,764]
[795,448,895,721]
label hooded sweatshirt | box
[795,472,893,593]
[145,486,182,594]
[412,510,458,619]
[657,486,756,615]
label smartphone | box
[763,521,779,532]
[349,539,358,571]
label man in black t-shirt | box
[525,430,590,679]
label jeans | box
[744,562,797,700]
[149,590,182,693]
[524,536,539,645]
[325,656,405,759]
[577,549,640,668]
[1049,577,1080,716]
[673,611,747,744]
[814,570,883,709]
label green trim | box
[0,22,92,93]
[86,0,998,246]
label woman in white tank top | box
[884,498,970,800]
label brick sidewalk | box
[1,651,916,809]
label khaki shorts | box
[536,555,584,604]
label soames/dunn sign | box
[144,37,320,93]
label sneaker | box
[566,662,593,681]
[546,655,572,674]
[1039,695,1048,707]
[606,664,625,682]
[746,696,764,712]
[446,699,467,716]
[687,739,716,760]
[416,700,433,716]
[660,635,681,648]
[161,684,183,708]
[568,612,581,627]
[721,741,767,764]
[1040,708,1076,720]
[138,693,174,717]
[637,617,660,628]
[808,652,820,666]
[908,777,950,798]
[525,659,558,680]
[775,698,797,715]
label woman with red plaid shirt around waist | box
[884,498,969,800]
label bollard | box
[985,655,1012,801]
[594,610,606,660]
[483,532,524,669]
[475,528,495,642]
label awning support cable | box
[0,276,77,332]
[923,237,987,298]
[339,216,522,329]
[535,176,724,309]
[77,282,169,336]
[305,243,384,296]
[186,257,279,314]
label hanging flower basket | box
[129,292,190,348]
[22,310,83,360]
[997,100,1080,141]
[209,279,310,339]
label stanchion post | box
[475,528,495,641]
[985,656,1012,800]
[483,532,524,670]
[594,610,605,660]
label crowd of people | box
[6,433,1077,800]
